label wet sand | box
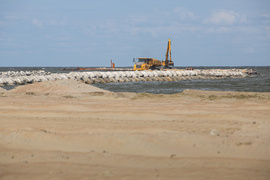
[0,80,270,180]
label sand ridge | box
[9,79,109,95]
[0,80,270,180]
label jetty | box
[0,69,258,87]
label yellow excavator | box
[133,39,174,71]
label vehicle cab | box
[133,57,161,71]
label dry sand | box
[0,87,7,93]
[0,80,270,180]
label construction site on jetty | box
[0,39,259,86]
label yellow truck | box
[133,39,174,71]
[133,57,162,70]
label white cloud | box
[4,15,18,20]
[204,10,240,25]
[49,20,60,26]
[32,19,43,27]
[262,14,270,18]
[265,26,270,38]
[127,16,148,25]
[173,6,197,20]
[119,7,199,37]
[242,47,255,54]
[204,26,260,35]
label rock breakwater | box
[0,69,256,86]
[0,70,50,78]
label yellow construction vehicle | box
[133,57,162,71]
[133,39,174,71]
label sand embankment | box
[9,79,109,95]
[0,80,270,180]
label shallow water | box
[93,66,270,93]
[1,66,269,93]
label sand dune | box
[0,80,270,180]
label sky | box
[0,0,270,67]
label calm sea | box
[0,66,269,93]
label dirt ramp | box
[9,79,109,95]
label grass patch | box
[224,94,260,99]
[26,92,36,96]
[131,93,165,100]
[63,95,76,99]
[87,92,105,96]
[208,95,218,100]
[236,142,252,146]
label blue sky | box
[0,0,270,67]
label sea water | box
[94,66,270,93]
[0,66,269,93]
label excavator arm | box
[166,38,171,62]
[165,39,174,67]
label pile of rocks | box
[0,70,51,78]
[0,69,255,86]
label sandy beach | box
[0,79,270,180]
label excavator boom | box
[166,39,171,62]
[164,39,174,67]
